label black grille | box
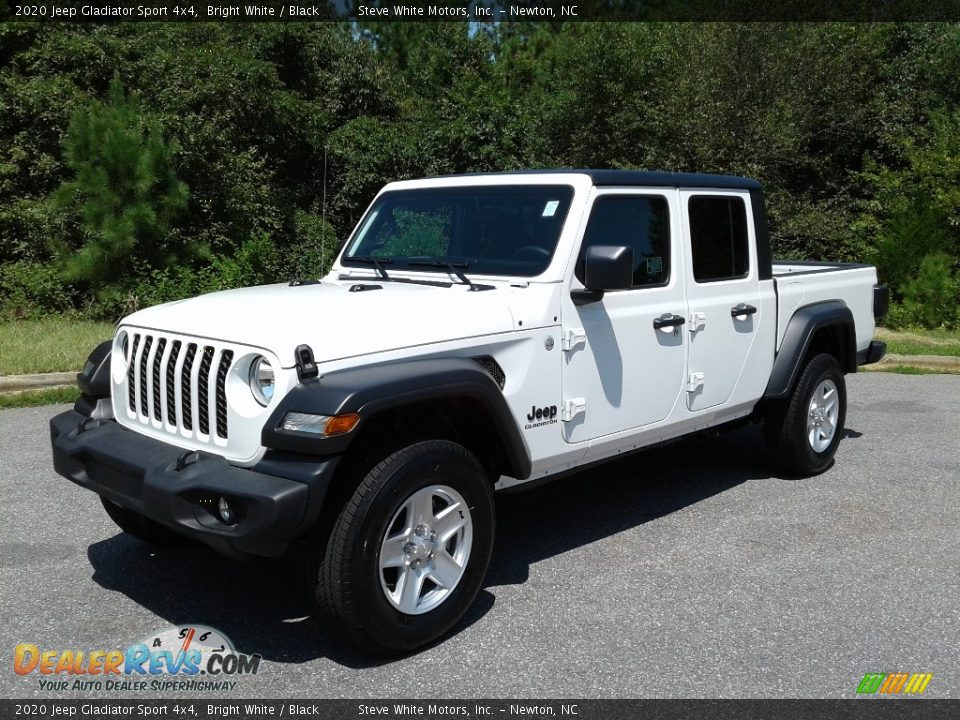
[215,350,233,439]
[138,335,153,416]
[180,343,197,431]
[165,341,181,425]
[151,338,166,421]
[127,334,140,412]
[197,346,214,435]
[475,357,506,389]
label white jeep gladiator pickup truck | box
[51,170,888,654]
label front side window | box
[343,186,575,277]
[688,196,749,282]
[576,195,671,287]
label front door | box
[561,189,687,444]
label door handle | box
[653,313,686,330]
[731,303,757,318]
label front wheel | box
[765,353,847,477]
[312,440,495,655]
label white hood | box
[121,280,519,368]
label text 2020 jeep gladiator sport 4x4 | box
[51,171,888,654]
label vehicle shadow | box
[86,424,774,668]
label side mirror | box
[584,245,633,290]
[572,245,633,305]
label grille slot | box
[127,334,140,412]
[197,346,214,436]
[151,338,166,421]
[138,335,153,416]
[165,341,181,425]
[215,351,233,439]
[180,343,197,431]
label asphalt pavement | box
[1,372,957,699]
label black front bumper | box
[50,410,338,557]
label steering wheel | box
[513,245,551,260]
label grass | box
[876,327,960,358]
[0,386,80,409]
[0,318,114,376]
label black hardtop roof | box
[436,169,761,190]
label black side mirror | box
[573,245,633,305]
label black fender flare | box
[77,340,112,398]
[764,300,856,400]
[262,357,532,480]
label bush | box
[0,261,78,318]
[884,252,960,330]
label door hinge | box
[562,328,587,352]
[686,372,705,393]
[561,397,586,422]
[689,312,706,332]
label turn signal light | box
[281,412,360,436]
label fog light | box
[218,497,236,525]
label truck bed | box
[772,260,879,354]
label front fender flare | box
[261,357,532,480]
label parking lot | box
[1,372,957,699]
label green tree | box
[54,77,188,290]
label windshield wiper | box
[407,258,475,287]
[349,256,392,280]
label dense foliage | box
[1,22,959,326]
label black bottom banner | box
[1,699,957,720]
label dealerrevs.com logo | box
[14,625,261,693]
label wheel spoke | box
[429,550,464,589]
[411,489,435,526]
[380,533,409,569]
[433,502,467,542]
[397,566,426,614]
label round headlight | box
[248,356,275,406]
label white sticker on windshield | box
[542,200,559,217]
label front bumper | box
[50,410,338,557]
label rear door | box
[680,191,763,411]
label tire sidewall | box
[334,442,494,651]
[795,355,847,472]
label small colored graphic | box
[856,672,933,695]
[14,625,260,693]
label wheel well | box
[803,322,855,374]
[305,399,509,551]
[343,399,508,484]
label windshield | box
[341,185,575,277]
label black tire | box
[765,353,847,477]
[312,440,495,656]
[100,496,189,548]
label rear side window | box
[576,195,670,287]
[688,196,749,282]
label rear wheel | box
[100,497,188,548]
[766,353,847,476]
[312,440,495,655]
